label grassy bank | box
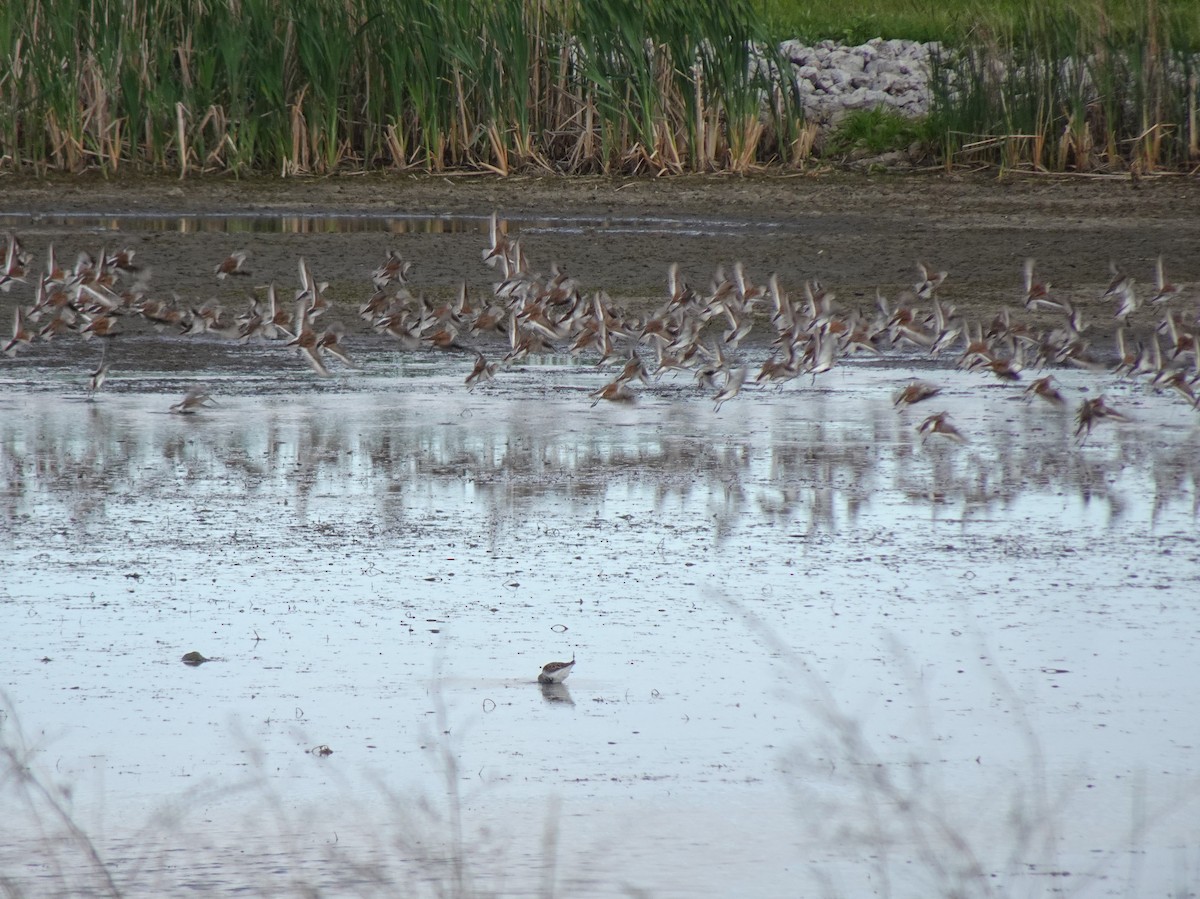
[0,0,1197,176]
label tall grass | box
[0,0,793,176]
[929,0,1200,172]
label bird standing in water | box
[538,654,576,684]
[87,348,110,400]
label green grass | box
[824,108,933,158]
[760,0,965,44]
[760,0,1200,45]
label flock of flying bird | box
[2,219,1199,441]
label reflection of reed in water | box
[1150,448,1200,525]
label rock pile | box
[776,38,941,127]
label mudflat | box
[3,172,1198,326]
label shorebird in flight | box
[589,379,635,407]
[169,388,217,415]
[482,212,511,270]
[2,306,34,356]
[913,260,948,299]
[1023,375,1066,406]
[918,411,966,442]
[1149,255,1183,305]
[1022,259,1060,312]
[87,351,110,400]
[215,251,249,280]
[894,381,941,407]
[712,365,747,412]
[1074,396,1130,438]
[0,231,31,291]
[465,351,498,389]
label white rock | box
[824,68,850,89]
[793,65,822,86]
[843,87,893,110]
[837,52,866,74]
[773,38,943,127]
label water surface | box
[2,355,1198,898]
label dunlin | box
[538,655,575,684]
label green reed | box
[929,0,1200,172]
[3,0,1196,176]
[0,0,793,176]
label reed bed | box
[0,0,797,176]
[929,0,1200,172]
[0,0,1198,175]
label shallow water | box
[0,211,785,238]
[2,344,1199,897]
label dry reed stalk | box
[452,65,471,167]
[1189,74,1199,158]
[106,119,123,172]
[331,137,351,170]
[1056,118,1071,170]
[1001,133,1028,172]
[1133,121,1168,173]
[656,121,683,174]
[729,115,765,173]
[551,44,570,127]
[175,101,188,178]
[790,119,818,165]
[195,105,225,170]
[484,123,509,176]
[561,100,592,171]
[79,56,107,169]
[1030,129,1046,170]
[176,39,193,91]
[8,34,24,81]
[47,111,82,172]
[383,122,407,169]
[431,132,446,173]
[692,62,707,170]
[289,87,309,176]
[702,104,720,169]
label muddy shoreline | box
[3,171,1198,359]
[5,169,1197,222]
